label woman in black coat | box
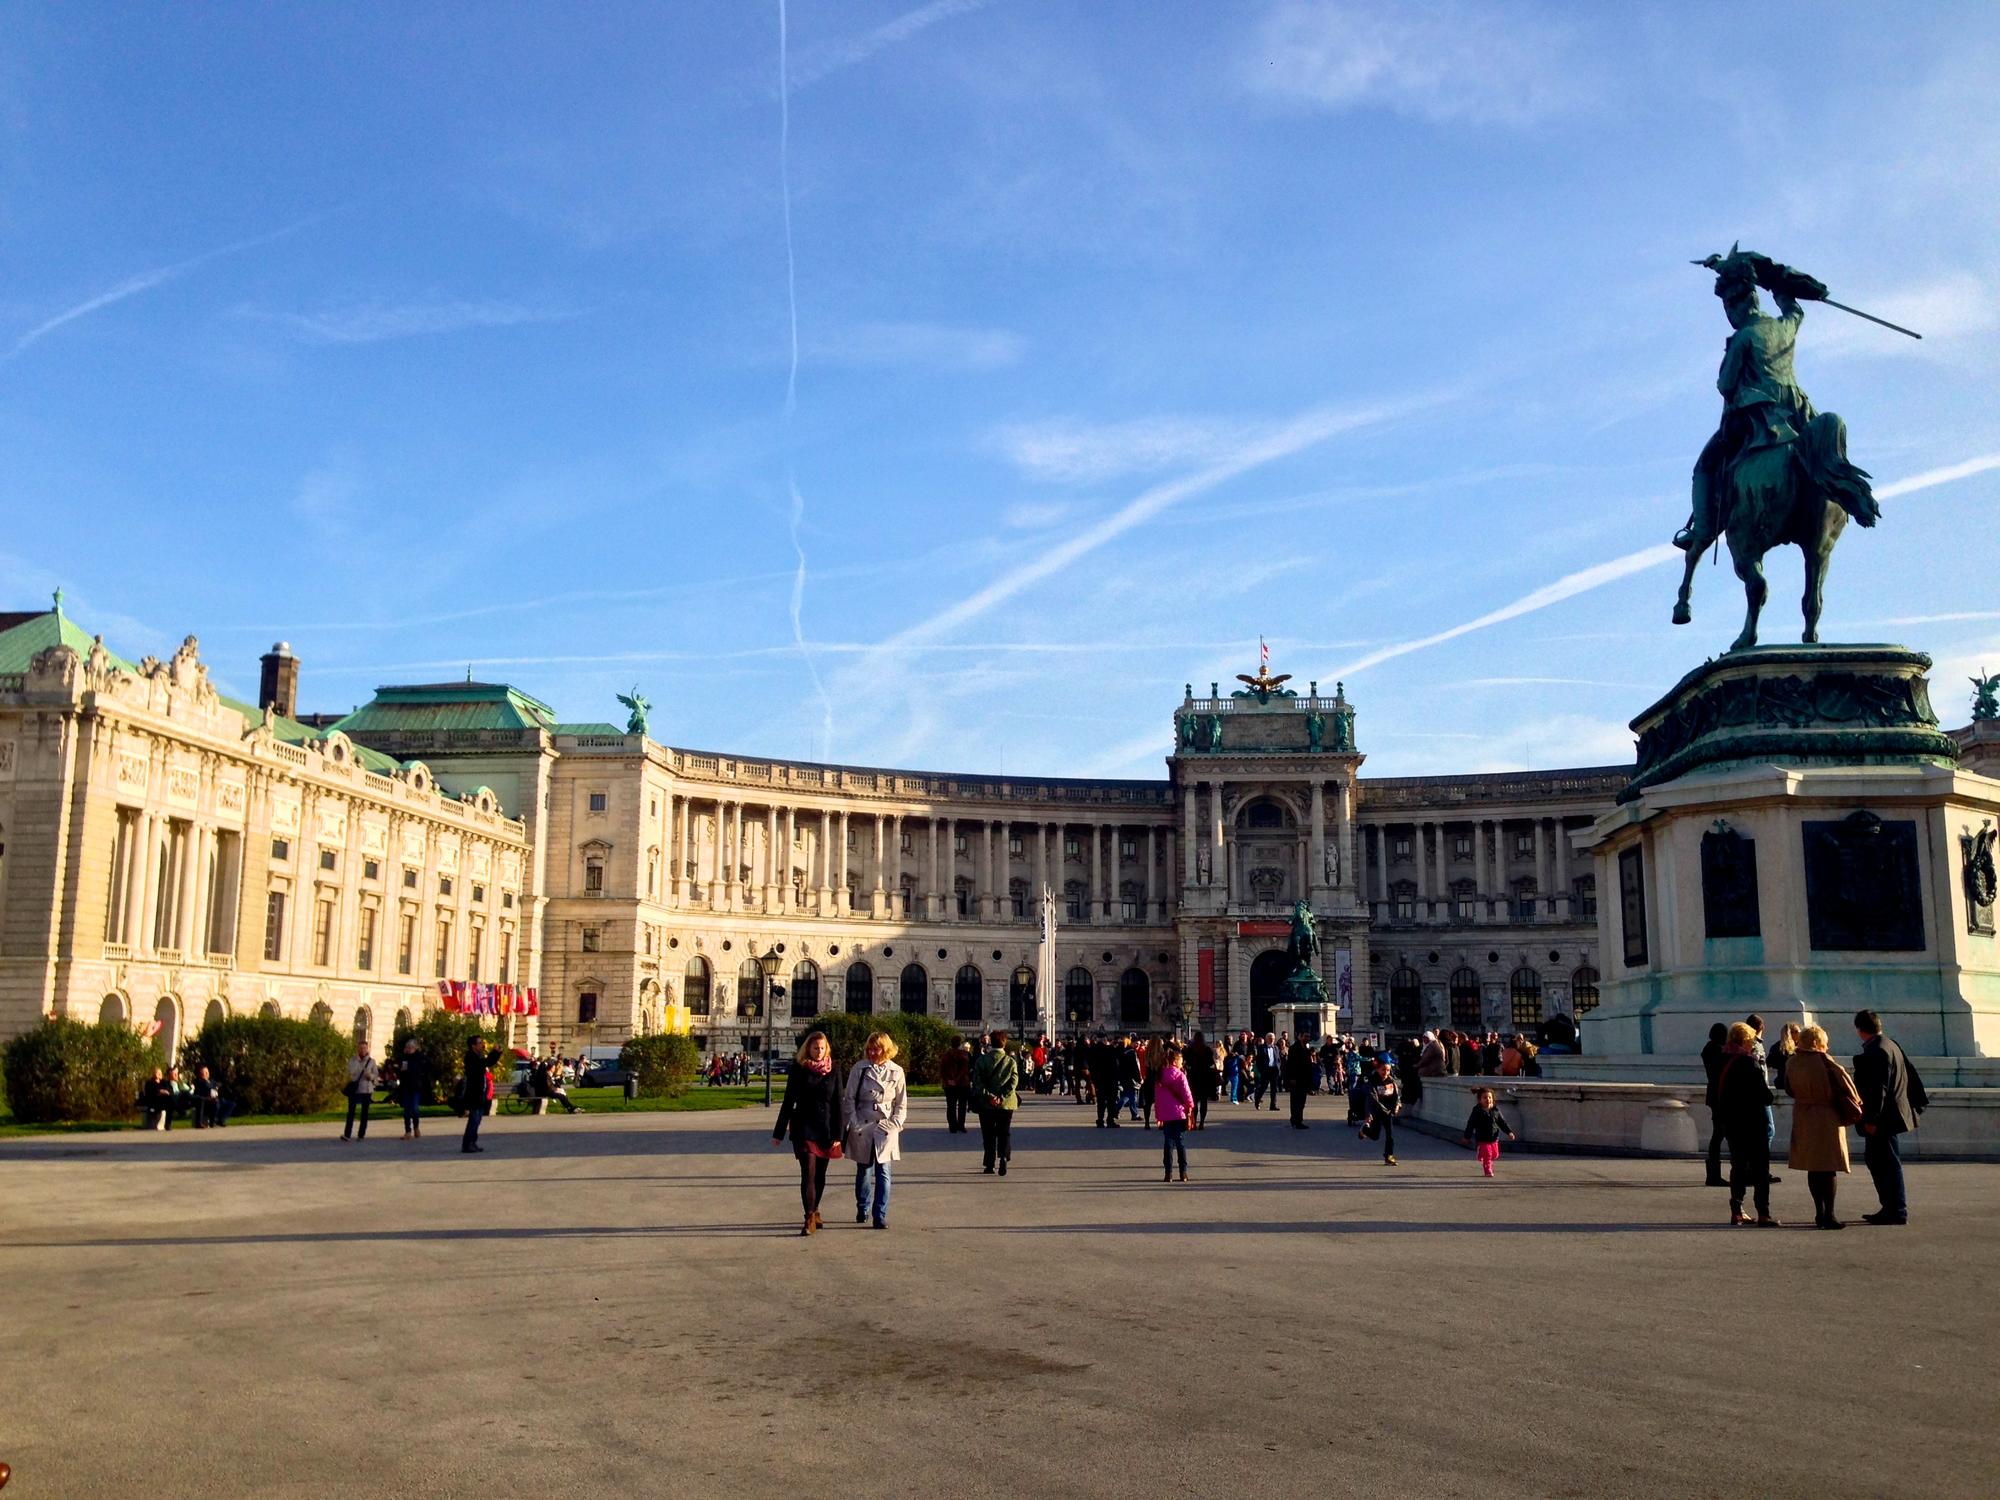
[771,1030,844,1236]
[1183,1032,1218,1130]
[1716,1022,1779,1227]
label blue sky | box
[3,1,1997,778]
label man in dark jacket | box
[1700,1023,1729,1187]
[1254,1034,1283,1111]
[1853,1009,1925,1225]
[1283,1035,1314,1128]
[1088,1037,1121,1128]
[461,1037,494,1154]
[940,1040,973,1134]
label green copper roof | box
[0,606,133,675]
[555,721,623,736]
[330,681,559,735]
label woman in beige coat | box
[1784,1024,1862,1230]
[842,1031,908,1230]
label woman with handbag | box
[1784,1023,1862,1229]
[771,1031,843,1236]
[342,1041,380,1143]
[842,1031,908,1230]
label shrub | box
[2,1017,153,1123]
[181,1014,350,1116]
[790,1012,963,1085]
[619,1034,700,1097]
[386,1010,509,1105]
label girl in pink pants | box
[1462,1087,1517,1176]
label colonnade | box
[1176,777,1358,904]
[662,794,1177,925]
[1362,815,1580,924]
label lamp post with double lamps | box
[757,945,784,1106]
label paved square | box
[2,1096,1994,1499]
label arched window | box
[791,960,821,1019]
[259,1000,281,1019]
[203,998,227,1034]
[683,956,712,1016]
[352,1005,372,1051]
[953,964,983,1023]
[1009,878,1029,919]
[393,1006,414,1037]
[1064,881,1087,921]
[1572,966,1600,1014]
[1509,967,1543,1026]
[845,962,875,1015]
[1064,966,1094,1027]
[308,1000,334,1027]
[1244,799,1289,829]
[1389,966,1422,1029]
[99,993,127,1026]
[1118,968,1150,1027]
[152,996,180,1061]
[899,962,929,1015]
[737,957,764,1017]
[1449,966,1482,1027]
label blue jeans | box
[854,1160,891,1225]
[1119,1085,1140,1120]
[401,1094,423,1133]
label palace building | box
[0,599,1633,1056]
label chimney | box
[259,642,299,720]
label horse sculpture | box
[1670,248,1880,651]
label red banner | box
[1237,920,1289,937]
[1197,947,1215,1015]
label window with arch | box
[1244,799,1289,829]
[352,1006,372,1050]
[953,964,983,1023]
[203,997,228,1034]
[899,962,929,1015]
[1064,881,1087,921]
[309,1000,334,1027]
[1572,966,1600,1014]
[99,993,126,1026]
[683,956,712,1016]
[1389,966,1422,1029]
[791,960,821,1018]
[1064,966,1094,1026]
[1509,967,1543,1026]
[259,1000,281,1019]
[845,962,875,1015]
[737,957,764,1016]
[1449,967,1482,1027]
[1118,968,1150,1027]
[1009,878,1029,919]
[1118,881,1142,922]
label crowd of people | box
[1701,1008,1926,1229]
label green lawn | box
[0,1084,769,1137]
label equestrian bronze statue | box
[1671,247,1890,651]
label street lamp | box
[1012,963,1035,1039]
[757,945,784,1106]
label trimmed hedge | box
[619,1034,700,1097]
[181,1014,351,1116]
[2,1017,154,1123]
[793,1012,963,1084]
[387,1011,509,1104]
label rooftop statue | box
[1974,673,2000,723]
[1669,246,1897,651]
[616,687,651,738]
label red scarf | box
[801,1055,832,1076]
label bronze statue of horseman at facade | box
[1671,246,1892,651]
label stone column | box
[1414,822,1429,916]
[121,809,146,949]
[1210,790,1226,902]
[943,816,958,921]
[1554,815,1572,920]
[929,817,943,919]
[761,807,778,911]
[871,814,887,918]
[1182,780,1198,887]
[1336,780,1355,897]
[782,807,797,912]
[1146,826,1158,921]
[1309,781,1327,898]
[1470,818,1487,924]
[135,812,161,954]
[1035,824,1048,909]
[812,809,830,914]
[1533,817,1549,923]
[669,797,685,905]
[1087,822,1103,925]
[1371,825,1387,905]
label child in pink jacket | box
[1154,1043,1196,1182]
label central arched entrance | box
[1248,949,1292,1036]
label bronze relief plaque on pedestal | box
[1802,810,1923,951]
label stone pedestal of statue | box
[1577,644,2000,1062]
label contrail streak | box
[778,0,836,757]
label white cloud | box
[992,415,1283,484]
[1001,500,1074,529]
[1814,272,1999,360]
[254,299,574,345]
[787,0,992,91]
[808,320,1024,371]
[1874,452,2000,500]
[1242,0,1592,127]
